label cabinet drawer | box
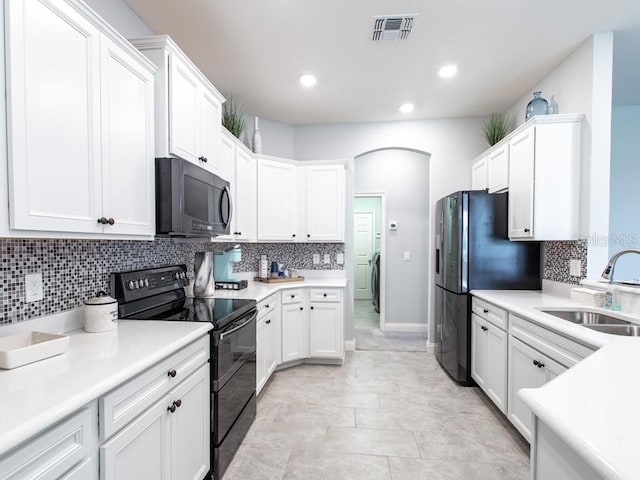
[257,294,278,320]
[281,288,304,305]
[309,288,342,303]
[99,336,209,442]
[509,313,595,369]
[0,404,96,480]
[472,297,507,330]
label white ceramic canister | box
[84,291,118,333]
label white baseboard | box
[426,341,437,352]
[344,339,356,351]
[383,323,428,333]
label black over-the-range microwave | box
[155,157,232,237]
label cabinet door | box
[487,145,509,193]
[485,325,508,413]
[168,364,210,480]
[5,0,102,233]
[257,159,298,241]
[281,303,309,362]
[99,35,155,236]
[471,158,488,190]
[309,302,343,358]
[198,88,222,175]
[508,336,546,442]
[470,314,487,390]
[508,128,535,239]
[215,132,237,242]
[305,165,345,242]
[234,148,256,241]
[256,317,267,393]
[169,56,199,162]
[100,396,170,480]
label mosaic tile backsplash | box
[0,239,344,325]
[543,240,588,285]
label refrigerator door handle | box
[435,249,440,275]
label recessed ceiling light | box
[299,74,317,88]
[438,64,458,78]
[399,103,414,114]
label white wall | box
[354,149,429,330]
[83,0,153,37]
[294,118,486,343]
[506,33,614,279]
[609,105,640,279]
[240,115,295,158]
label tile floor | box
[224,351,529,480]
[353,300,428,352]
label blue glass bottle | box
[525,91,549,121]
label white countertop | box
[472,289,640,480]
[205,277,347,302]
[0,320,211,456]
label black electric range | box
[110,264,257,479]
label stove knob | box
[138,279,145,289]
[175,272,181,280]
[144,278,149,287]
[128,280,135,290]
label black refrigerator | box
[435,190,541,385]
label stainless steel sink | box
[540,309,631,325]
[582,324,640,336]
[539,309,640,336]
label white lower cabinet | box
[281,302,310,363]
[309,289,344,359]
[0,404,98,480]
[256,293,280,394]
[98,336,210,479]
[471,299,508,413]
[507,336,567,442]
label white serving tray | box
[0,331,69,369]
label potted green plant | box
[222,94,246,139]
[482,112,511,146]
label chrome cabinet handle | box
[483,309,489,314]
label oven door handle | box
[219,310,258,340]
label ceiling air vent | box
[372,15,418,42]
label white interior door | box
[354,212,374,300]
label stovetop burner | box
[110,264,256,330]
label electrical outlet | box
[404,251,411,261]
[336,253,344,265]
[323,254,331,264]
[25,273,43,302]
[569,259,582,277]
[313,253,320,265]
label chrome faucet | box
[601,248,640,282]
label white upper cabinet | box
[214,129,255,242]
[303,164,345,242]
[487,144,509,193]
[234,145,256,241]
[471,157,488,190]
[508,115,583,240]
[100,35,155,236]
[257,158,299,241]
[4,0,156,236]
[256,157,346,243]
[129,36,224,174]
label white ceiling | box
[123,0,640,124]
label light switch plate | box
[336,253,344,265]
[569,259,582,277]
[25,273,43,302]
[313,254,320,265]
[323,254,331,264]
[404,251,411,261]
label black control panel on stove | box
[110,265,189,303]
